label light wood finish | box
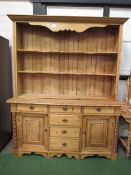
[8,98,124,106]
[16,104,47,113]
[82,116,115,148]
[7,15,127,159]
[50,106,80,113]
[83,106,114,114]
[16,113,48,152]
[12,22,121,99]
[50,126,80,138]
[29,22,107,33]
[8,15,128,24]
[49,138,80,152]
[49,114,80,126]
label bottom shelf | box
[18,93,114,100]
[18,74,115,98]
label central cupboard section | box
[16,23,119,99]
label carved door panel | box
[82,116,115,149]
[16,113,47,151]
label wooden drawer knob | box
[62,119,68,123]
[62,143,67,147]
[30,105,34,110]
[96,108,101,112]
[63,106,68,111]
[62,130,67,134]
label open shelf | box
[17,49,118,55]
[15,22,120,99]
[18,73,115,98]
[18,93,114,100]
[17,53,117,75]
[18,71,116,76]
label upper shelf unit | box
[9,15,128,99]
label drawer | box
[83,107,114,114]
[50,114,80,126]
[50,105,81,113]
[50,127,80,138]
[49,138,79,152]
[16,104,47,113]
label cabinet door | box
[16,113,47,151]
[82,116,115,149]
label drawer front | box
[83,107,114,114]
[16,104,47,113]
[50,115,80,126]
[49,138,79,151]
[50,127,80,138]
[50,105,81,113]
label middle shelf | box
[17,52,117,75]
[17,71,116,76]
[17,49,118,55]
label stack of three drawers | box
[49,105,81,158]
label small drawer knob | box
[96,108,101,112]
[62,143,67,147]
[63,106,68,111]
[62,119,68,123]
[62,130,67,134]
[30,105,34,110]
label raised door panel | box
[82,116,114,149]
[86,119,108,147]
[17,114,47,151]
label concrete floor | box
[1,140,13,154]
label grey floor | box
[1,140,13,154]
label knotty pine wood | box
[7,15,128,159]
[8,15,128,24]
[15,24,119,99]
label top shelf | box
[17,49,118,55]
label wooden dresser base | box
[9,99,122,160]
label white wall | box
[110,8,131,102]
[110,8,131,76]
[0,0,33,46]
[47,6,103,16]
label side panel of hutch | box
[7,15,128,159]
